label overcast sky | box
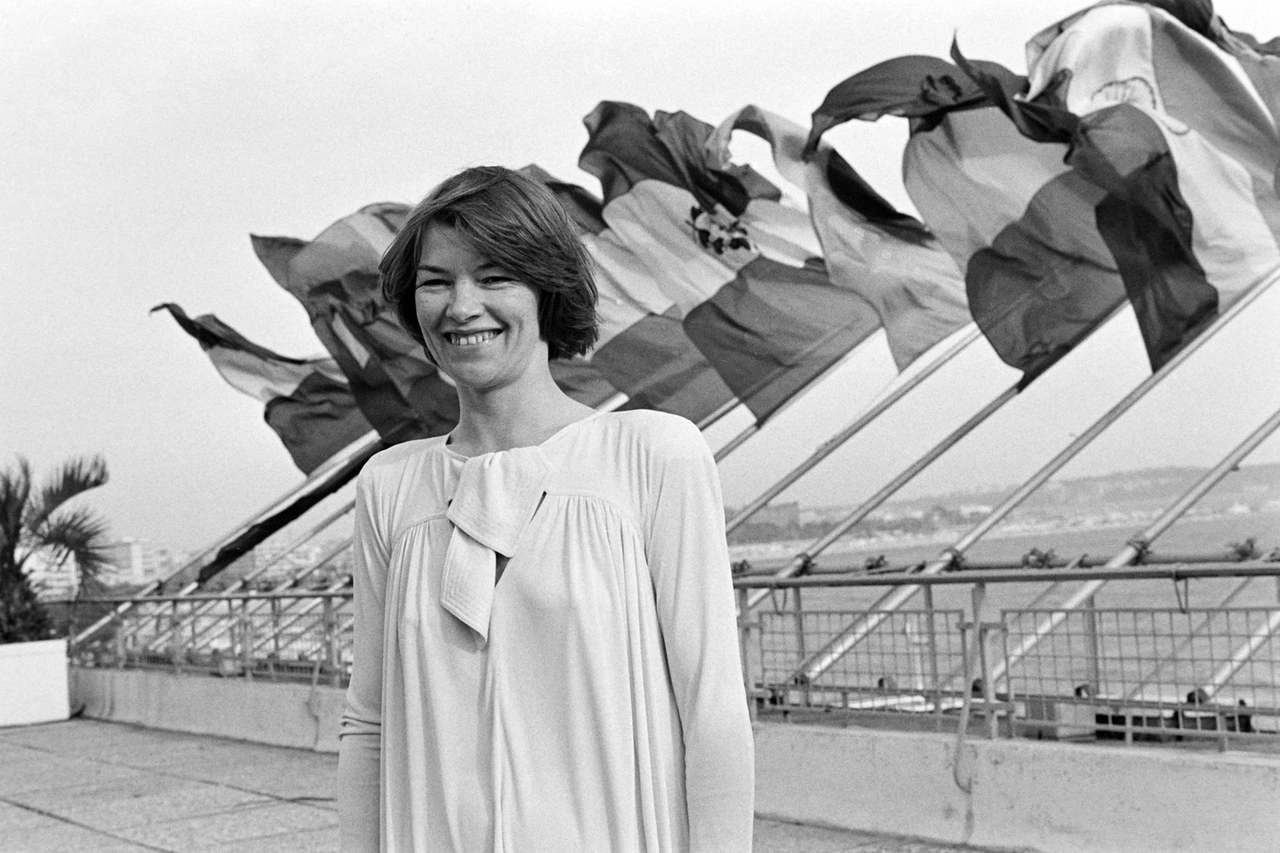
[4,0,1280,552]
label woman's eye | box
[415,279,449,289]
[481,274,516,286]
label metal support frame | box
[793,271,1280,685]
[744,382,1016,614]
[74,430,384,645]
[992,401,1280,688]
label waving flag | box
[251,204,461,443]
[152,303,372,473]
[573,101,882,423]
[808,0,1280,381]
[1019,0,1280,365]
[716,105,969,370]
[809,56,1127,382]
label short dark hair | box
[380,165,599,361]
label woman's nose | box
[446,278,483,321]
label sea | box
[736,508,1280,713]
[731,507,1280,614]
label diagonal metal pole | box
[141,499,357,652]
[726,326,980,511]
[745,379,1018,612]
[711,329,895,462]
[735,328,986,612]
[795,269,1280,685]
[74,429,384,645]
[990,406,1280,688]
[1200,609,1280,700]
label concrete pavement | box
[0,719,990,852]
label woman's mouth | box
[445,330,501,347]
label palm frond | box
[25,455,108,535]
[0,457,33,567]
[38,506,113,584]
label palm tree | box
[0,455,111,643]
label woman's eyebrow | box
[415,261,504,272]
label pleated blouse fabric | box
[337,410,754,853]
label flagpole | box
[138,498,359,653]
[697,396,745,432]
[95,387,638,649]
[744,375,1015,612]
[73,429,385,645]
[793,271,1280,685]
[991,402,1280,690]
[710,329,893,462]
[727,326,980,524]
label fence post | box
[269,597,281,681]
[737,587,759,722]
[1084,594,1102,698]
[790,588,809,707]
[923,585,944,730]
[240,597,254,680]
[169,602,182,673]
[324,596,341,687]
[970,582,1000,739]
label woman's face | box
[414,223,547,394]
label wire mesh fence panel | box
[1004,607,1280,746]
[757,607,967,716]
[75,595,355,687]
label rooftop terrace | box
[1,718,990,853]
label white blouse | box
[337,410,754,853]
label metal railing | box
[75,590,355,688]
[73,557,1280,752]
[734,560,1280,751]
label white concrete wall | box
[73,668,1280,852]
[71,667,345,753]
[0,639,69,727]
[754,723,1280,853]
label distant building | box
[24,550,78,601]
[102,538,174,586]
[741,501,801,528]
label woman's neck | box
[448,372,595,456]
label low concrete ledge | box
[74,669,1280,852]
[72,667,345,753]
[755,722,1280,853]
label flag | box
[717,105,970,370]
[807,0,1280,380]
[573,101,882,423]
[151,303,373,474]
[521,162,739,422]
[809,56,1127,382]
[1008,0,1280,365]
[251,204,461,443]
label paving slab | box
[113,800,338,851]
[0,719,994,852]
[4,774,271,830]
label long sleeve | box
[644,419,755,853]
[338,470,389,853]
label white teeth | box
[448,330,500,346]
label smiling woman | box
[413,223,548,397]
[337,166,754,853]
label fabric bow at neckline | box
[440,445,551,644]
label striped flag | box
[809,56,1126,383]
[572,101,883,423]
[808,0,1280,381]
[151,303,373,473]
[1005,0,1280,365]
[250,204,461,442]
[717,105,969,370]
